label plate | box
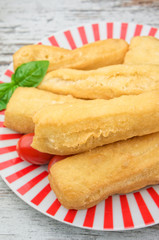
[0,22,159,231]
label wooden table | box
[0,0,159,239]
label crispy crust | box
[13,39,128,72]
[38,64,159,100]
[124,36,159,64]
[32,90,159,155]
[49,132,159,209]
[4,87,78,133]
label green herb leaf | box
[0,82,12,98]
[0,60,49,111]
[0,84,18,110]
[12,61,49,87]
[0,100,7,111]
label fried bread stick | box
[124,36,159,64]
[4,87,78,133]
[49,132,159,209]
[38,64,159,100]
[13,39,128,72]
[32,90,159,155]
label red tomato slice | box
[48,155,67,173]
[17,133,53,165]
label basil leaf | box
[3,85,18,101]
[12,61,49,87]
[0,100,7,111]
[0,82,13,98]
[0,84,18,110]
[0,60,49,111]
[0,82,12,91]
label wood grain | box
[0,0,159,239]
[123,0,159,6]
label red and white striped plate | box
[0,22,159,231]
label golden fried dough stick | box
[48,132,159,209]
[13,39,128,72]
[4,87,79,133]
[32,90,159,155]
[124,36,159,64]
[38,64,159,100]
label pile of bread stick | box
[5,36,159,209]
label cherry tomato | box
[17,133,53,165]
[48,155,67,172]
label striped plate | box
[0,22,159,231]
